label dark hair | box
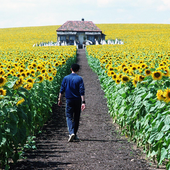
[71,63,80,72]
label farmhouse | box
[56,18,105,48]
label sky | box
[0,0,170,28]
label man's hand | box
[58,100,62,107]
[81,103,85,111]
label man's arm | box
[58,93,63,107]
[81,95,86,111]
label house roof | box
[57,21,102,32]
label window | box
[70,36,75,40]
[87,35,94,43]
[60,36,66,41]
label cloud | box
[158,0,170,11]
[0,0,36,11]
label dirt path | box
[10,49,160,170]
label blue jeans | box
[66,99,81,135]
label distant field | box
[0,23,170,51]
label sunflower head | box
[0,88,6,98]
[0,69,5,76]
[48,76,54,81]
[0,77,6,87]
[121,75,130,83]
[112,74,117,80]
[13,77,24,90]
[123,67,128,73]
[132,78,138,87]
[152,71,162,80]
[156,90,165,101]
[24,83,33,90]
[107,71,111,77]
[163,69,169,77]
[163,88,170,103]
[41,69,46,74]
[115,78,121,84]
[145,69,152,76]
[26,78,34,84]
[37,75,44,83]
[138,75,145,82]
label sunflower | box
[110,71,115,76]
[41,69,46,74]
[21,72,26,78]
[13,77,24,90]
[156,90,165,101]
[112,74,117,80]
[30,69,35,75]
[109,67,114,71]
[138,75,145,82]
[19,68,24,73]
[107,71,111,77]
[115,78,121,84]
[48,76,54,81]
[118,74,122,79]
[16,98,25,106]
[140,63,147,69]
[16,73,21,78]
[37,64,42,70]
[62,60,66,65]
[0,69,5,76]
[132,78,138,87]
[163,88,170,103]
[24,83,33,90]
[105,64,110,69]
[145,69,152,76]
[0,88,6,98]
[152,71,162,80]
[54,62,59,67]
[163,68,169,77]
[48,68,52,73]
[31,63,37,68]
[36,74,44,83]
[52,71,57,76]
[26,78,34,84]
[132,66,137,71]
[121,63,126,68]
[159,63,164,67]
[123,67,128,73]
[121,75,130,83]
[0,77,6,87]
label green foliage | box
[86,50,170,169]
[0,53,76,169]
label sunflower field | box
[86,24,170,169]
[0,26,77,169]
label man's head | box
[71,63,80,72]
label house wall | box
[57,31,104,45]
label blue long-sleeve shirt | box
[60,73,85,99]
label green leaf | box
[10,112,18,122]
[164,115,170,125]
[143,91,153,100]
[9,121,17,136]
[5,80,17,88]
[5,165,10,170]
[1,137,6,146]
[161,125,170,132]
[158,102,166,109]
[119,107,125,115]
[155,132,164,141]
[159,147,167,165]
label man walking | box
[58,63,86,142]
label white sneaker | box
[68,134,75,142]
